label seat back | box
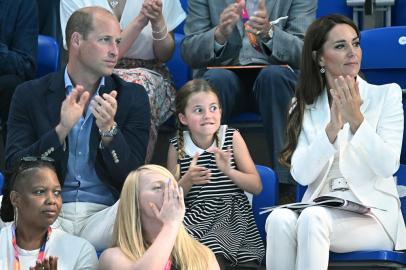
[0,171,3,196]
[360,26,406,89]
[251,165,279,241]
[316,0,353,18]
[393,0,406,26]
[167,33,190,90]
[36,35,60,78]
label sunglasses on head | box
[20,156,55,163]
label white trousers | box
[53,201,119,251]
[265,206,394,270]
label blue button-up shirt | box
[62,67,115,206]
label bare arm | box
[119,0,174,61]
[213,131,262,194]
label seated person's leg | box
[253,65,298,185]
[266,208,298,270]
[0,75,24,145]
[296,206,394,270]
[57,201,119,251]
[202,69,245,122]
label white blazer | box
[291,77,406,250]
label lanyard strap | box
[236,0,262,52]
[12,224,52,270]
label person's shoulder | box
[361,77,401,98]
[15,72,61,97]
[98,247,128,269]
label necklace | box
[108,0,119,9]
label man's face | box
[77,13,121,77]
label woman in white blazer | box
[265,14,406,270]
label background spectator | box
[0,0,38,146]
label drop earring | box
[14,207,19,226]
[320,67,325,74]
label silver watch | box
[99,122,118,137]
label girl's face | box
[12,167,62,229]
[178,91,222,140]
[138,171,168,220]
[319,23,362,86]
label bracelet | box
[152,24,167,34]
[152,28,168,41]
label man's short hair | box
[65,6,114,49]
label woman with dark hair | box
[0,157,98,270]
[265,14,406,270]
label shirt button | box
[78,152,82,155]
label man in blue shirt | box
[0,0,38,145]
[4,6,150,250]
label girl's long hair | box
[112,164,212,269]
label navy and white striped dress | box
[170,125,265,265]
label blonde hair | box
[112,164,212,269]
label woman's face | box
[138,171,168,220]
[12,167,62,229]
[319,23,362,86]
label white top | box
[60,0,186,59]
[0,225,98,270]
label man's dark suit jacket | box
[5,70,150,198]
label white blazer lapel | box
[304,90,335,200]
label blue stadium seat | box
[393,0,406,26]
[252,165,279,241]
[36,35,60,78]
[360,26,406,89]
[295,164,406,267]
[359,26,406,163]
[167,33,190,90]
[316,0,353,18]
[0,171,3,195]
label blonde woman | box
[98,165,219,270]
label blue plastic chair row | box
[252,165,279,241]
[36,34,60,78]
[0,171,3,196]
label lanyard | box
[11,224,52,270]
[236,0,262,52]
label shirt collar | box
[64,66,105,95]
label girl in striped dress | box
[167,79,265,268]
